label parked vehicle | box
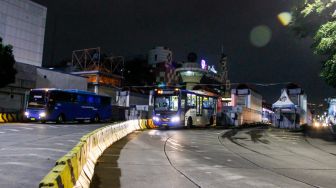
[24,88,112,123]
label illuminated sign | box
[157,90,177,95]
[201,59,207,69]
[208,65,217,74]
[200,59,217,74]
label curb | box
[39,119,156,188]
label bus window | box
[187,93,196,107]
[209,97,214,108]
[203,97,209,108]
[171,96,178,111]
[101,97,111,105]
[196,96,202,115]
[181,99,185,109]
[49,91,72,103]
[154,95,178,111]
[28,90,46,108]
[77,95,86,104]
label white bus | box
[152,88,218,128]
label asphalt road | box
[91,127,336,188]
[0,122,107,188]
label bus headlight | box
[39,112,46,118]
[153,116,160,122]
[24,112,29,117]
[171,116,180,122]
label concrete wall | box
[248,90,262,112]
[36,68,87,90]
[0,0,47,67]
[0,63,36,111]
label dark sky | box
[32,0,335,104]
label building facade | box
[0,0,47,67]
[148,46,172,65]
[218,84,263,126]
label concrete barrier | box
[0,112,22,123]
[39,119,155,188]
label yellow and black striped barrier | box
[0,112,22,123]
[39,119,155,188]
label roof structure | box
[272,89,295,109]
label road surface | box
[91,127,336,188]
[0,122,107,188]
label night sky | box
[32,0,335,105]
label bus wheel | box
[56,114,65,124]
[93,115,100,123]
[208,117,214,127]
[187,117,193,128]
[41,120,46,124]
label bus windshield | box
[28,90,47,108]
[154,95,179,112]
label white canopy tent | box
[272,90,298,129]
[272,90,295,109]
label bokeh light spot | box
[250,25,272,47]
[277,12,292,26]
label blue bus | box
[152,88,218,128]
[24,88,112,123]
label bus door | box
[180,95,186,119]
[196,96,202,116]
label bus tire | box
[41,120,46,124]
[92,115,100,123]
[208,117,214,127]
[187,117,193,128]
[56,114,65,124]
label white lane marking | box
[0,132,5,134]
[227,159,232,162]
[191,145,199,148]
[4,129,19,132]
[204,156,212,160]
[20,127,34,130]
[167,144,183,151]
[167,139,183,147]
[48,126,58,129]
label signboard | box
[237,89,249,95]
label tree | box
[290,0,336,87]
[0,37,17,88]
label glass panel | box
[203,97,209,108]
[154,95,179,111]
[28,90,46,108]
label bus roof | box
[31,88,98,96]
[155,88,218,97]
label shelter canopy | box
[272,90,295,109]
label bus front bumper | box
[24,110,47,121]
[152,119,183,128]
